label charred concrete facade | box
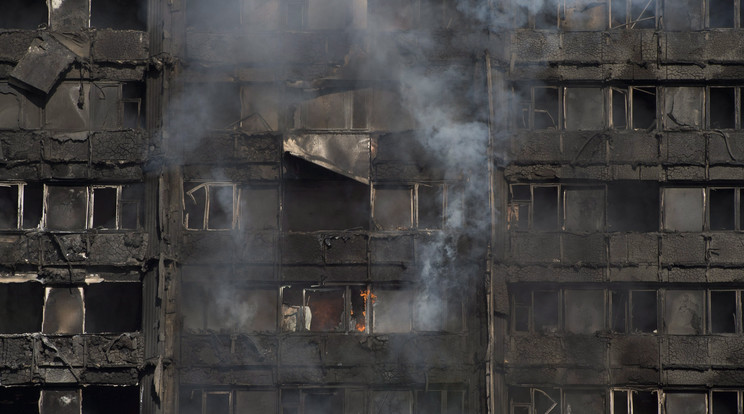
[4,0,744,413]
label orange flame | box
[354,288,377,332]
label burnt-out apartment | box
[1,0,743,413]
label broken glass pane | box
[184,183,206,230]
[629,0,656,28]
[612,391,629,414]
[418,184,444,229]
[632,391,657,413]
[632,87,656,130]
[534,388,559,414]
[607,182,659,232]
[710,290,736,333]
[631,290,657,333]
[665,290,704,334]
[564,88,604,130]
[46,186,88,230]
[85,283,142,333]
[92,187,117,229]
[374,187,413,230]
[0,185,18,229]
[533,87,559,129]
[534,0,558,29]
[710,87,736,129]
[42,287,84,334]
[664,87,704,131]
[563,187,604,232]
[665,393,706,414]
[709,188,735,230]
[23,183,43,229]
[564,290,604,334]
[82,387,141,414]
[373,289,412,333]
[663,188,704,232]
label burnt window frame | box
[510,287,562,334]
[511,85,561,130]
[508,387,563,414]
[610,389,661,414]
[371,182,455,231]
[707,86,742,130]
[182,282,280,333]
[298,89,370,131]
[514,1,658,30]
[280,284,370,334]
[507,183,607,232]
[708,289,743,334]
[610,289,659,334]
[663,289,706,335]
[706,0,744,28]
[183,182,239,231]
[661,186,744,232]
[609,86,658,131]
[0,182,26,230]
[40,184,140,231]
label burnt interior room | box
[3,0,744,413]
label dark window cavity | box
[184,283,278,333]
[42,287,84,334]
[91,0,147,30]
[564,289,604,334]
[82,386,141,414]
[564,87,604,130]
[712,391,738,414]
[710,290,737,333]
[709,0,735,27]
[46,186,88,231]
[184,183,237,230]
[612,290,657,333]
[85,283,142,333]
[0,387,39,414]
[710,87,736,129]
[41,390,80,414]
[532,186,559,231]
[0,283,44,333]
[632,87,657,130]
[0,0,47,29]
[607,181,659,232]
[710,188,736,230]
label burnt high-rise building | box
[0,0,742,413]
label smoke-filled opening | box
[41,389,81,414]
[91,0,147,30]
[92,187,117,229]
[632,87,656,130]
[46,186,88,231]
[532,186,559,231]
[186,0,241,31]
[709,0,735,27]
[85,283,142,333]
[0,282,44,333]
[0,0,47,30]
[183,282,278,333]
[42,287,84,334]
[82,386,140,414]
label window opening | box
[563,186,604,232]
[184,183,237,230]
[0,387,39,414]
[45,186,88,231]
[534,0,559,29]
[0,0,47,29]
[613,290,657,333]
[664,87,704,131]
[533,290,560,333]
[42,287,84,334]
[710,290,737,333]
[710,188,736,230]
[0,282,44,333]
[662,187,704,232]
[665,290,704,334]
[709,0,735,27]
[91,187,118,229]
[665,393,707,414]
[85,283,142,333]
[82,386,141,414]
[563,87,604,130]
[373,288,413,333]
[712,391,738,414]
[205,391,231,414]
[710,87,736,129]
[564,289,605,334]
[371,390,411,414]
[631,87,657,130]
[607,182,659,232]
[91,0,147,30]
[611,88,628,129]
[41,390,81,414]
[533,87,560,129]
[532,186,559,231]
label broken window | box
[186,0,241,30]
[0,282,44,333]
[82,386,141,414]
[607,181,659,232]
[533,185,559,230]
[0,387,39,414]
[283,389,345,414]
[41,390,81,414]
[373,288,413,333]
[664,290,704,334]
[416,389,465,414]
[563,186,605,232]
[371,390,412,414]
[664,0,704,30]
[710,188,736,230]
[612,390,659,414]
[178,82,241,130]
[372,183,452,231]
[183,284,278,333]
[418,0,466,29]
[240,85,279,133]
[564,289,605,334]
[563,87,604,130]
[239,186,279,231]
[122,82,146,130]
[534,87,560,129]
[280,285,366,333]
[85,283,141,333]
[283,157,370,231]
[712,391,738,414]
[44,83,91,131]
[562,0,608,30]
[709,87,736,129]
[563,391,605,414]
[710,290,737,333]
[611,0,657,28]
[507,184,530,231]
[42,287,84,334]
[46,186,88,231]
[534,0,559,29]
[91,187,117,229]
[709,0,735,27]
[91,0,147,30]
[662,187,704,232]
[236,390,277,413]
[0,184,20,229]
[631,87,657,130]
[184,183,237,230]
[664,87,704,131]
[610,88,628,129]
[665,393,707,414]
[299,89,368,130]
[0,0,47,29]
[512,289,560,333]
[510,388,561,414]
[611,290,657,333]
[413,289,463,332]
